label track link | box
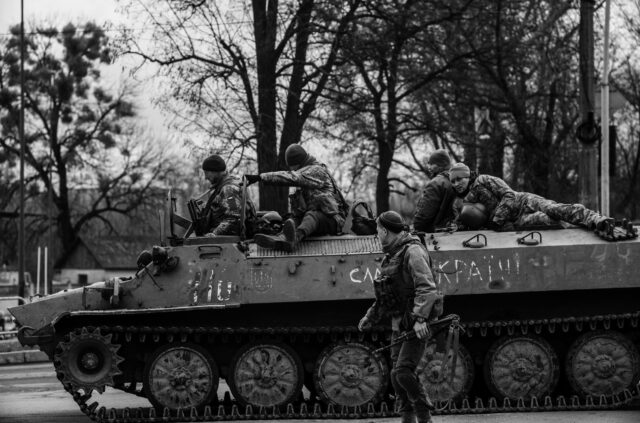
[55,310,640,422]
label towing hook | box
[17,325,53,346]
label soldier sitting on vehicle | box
[192,154,255,237]
[448,162,636,240]
[413,149,457,233]
[244,144,349,252]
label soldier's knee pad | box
[392,366,417,386]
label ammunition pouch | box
[373,275,403,320]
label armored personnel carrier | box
[9,190,640,422]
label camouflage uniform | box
[364,232,441,423]
[514,193,603,228]
[462,174,605,229]
[413,170,457,233]
[260,159,348,237]
[201,174,247,236]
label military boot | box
[415,410,432,423]
[594,216,615,232]
[400,411,416,423]
[282,218,304,248]
[254,233,295,252]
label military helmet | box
[460,203,488,229]
[261,211,283,223]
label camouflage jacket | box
[364,232,442,330]
[413,170,457,233]
[461,174,517,228]
[260,160,348,228]
[202,175,244,236]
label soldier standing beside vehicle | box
[358,211,442,423]
[413,149,457,233]
[244,144,349,252]
[448,162,615,233]
[197,154,252,237]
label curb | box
[0,338,49,365]
[0,350,49,365]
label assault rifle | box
[187,198,210,236]
[373,314,464,385]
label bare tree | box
[610,1,640,218]
[0,22,179,264]
[321,0,475,212]
[116,0,362,212]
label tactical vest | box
[373,238,430,326]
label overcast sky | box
[0,0,123,32]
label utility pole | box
[576,0,599,211]
[18,0,26,298]
[600,0,612,216]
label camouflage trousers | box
[514,193,604,229]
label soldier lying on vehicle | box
[447,163,637,241]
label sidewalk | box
[0,337,48,365]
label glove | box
[358,316,372,332]
[501,222,515,232]
[244,174,261,186]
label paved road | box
[1,363,639,423]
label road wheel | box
[484,335,559,400]
[228,342,303,407]
[54,326,123,395]
[314,342,388,407]
[417,342,474,402]
[566,331,640,397]
[143,343,218,411]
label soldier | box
[413,149,457,233]
[358,211,442,423]
[448,162,613,231]
[245,144,349,252]
[197,154,252,237]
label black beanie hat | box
[377,211,407,233]
[202,154,226,172]
[285,144,309,167]
[428,149,451,169]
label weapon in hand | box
[187,199,209,236]
[373,314,464,384]
[373,329,418,354]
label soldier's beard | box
[208,175,223,186]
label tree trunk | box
[280,0,313,150]
[464,104,477,169]
[253,0,288,213]
[478,109,505,177]
[376,139,393,213]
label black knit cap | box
[377,210,407,233]
[202,154,226,172]
[285,144,309,167]
[428,149,451,169]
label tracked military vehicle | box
[9,188,640,422]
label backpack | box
[351,201,377,235]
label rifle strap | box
[444,325,453,362]
[449,322,460,385]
